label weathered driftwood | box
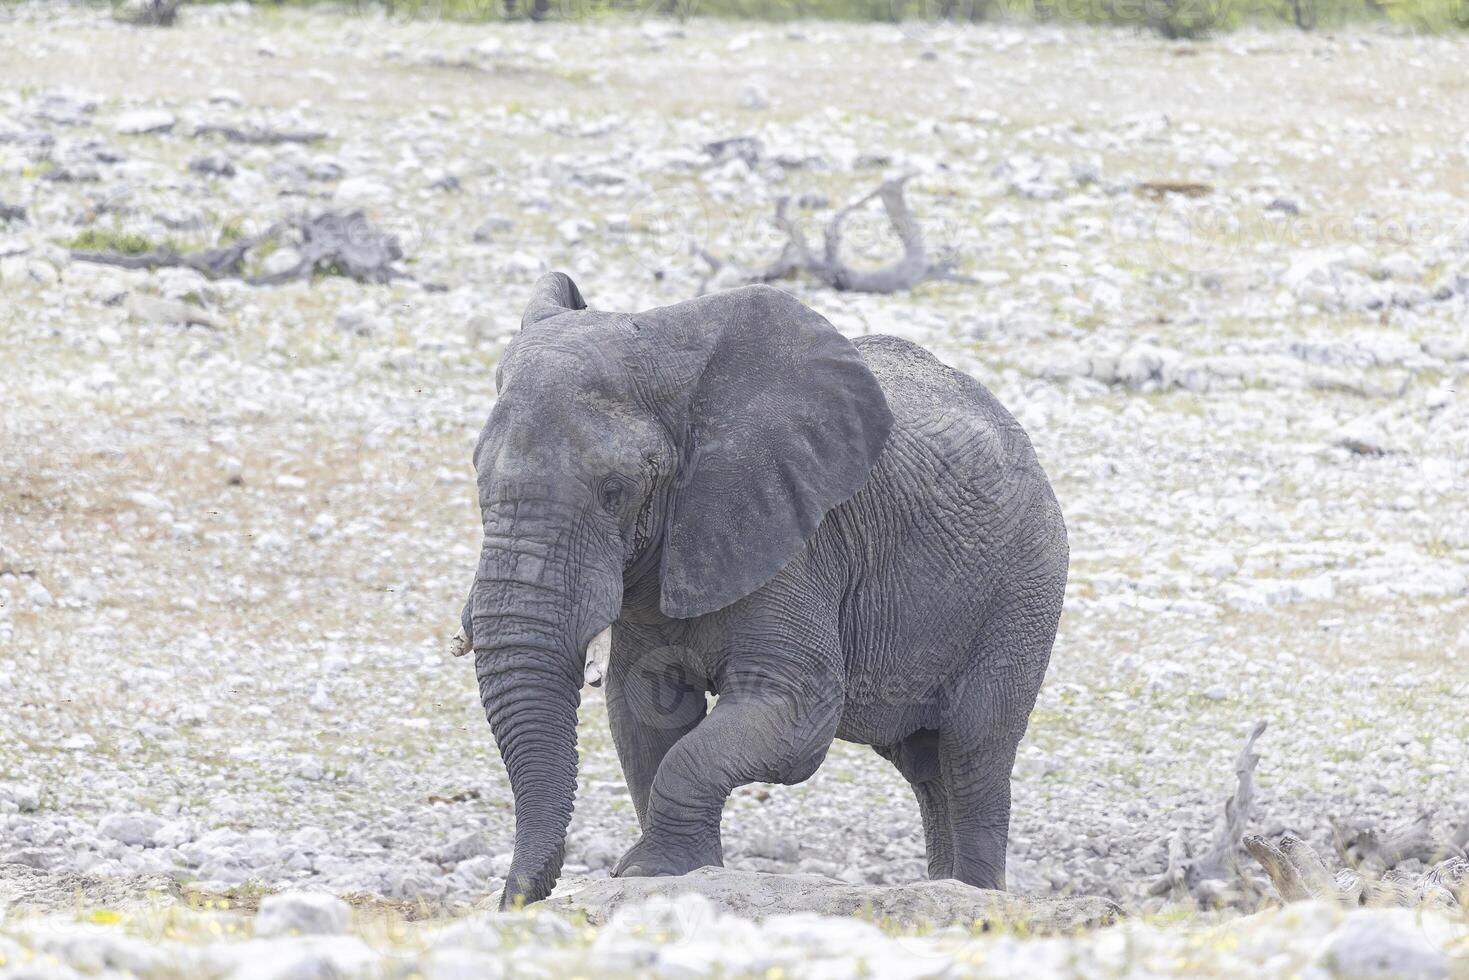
[1421,855,1469,906]
[703,136,764,169]
[70,211,407,287]
[1149,721,1268,907]
[1146,718,1469,913]
[1246,832,1468,911]
[1243,834,1349,903]
[698,175,972,295]
[1332,813,1458,873]
[250,211,404,286]
[71,234,265,281]
[192,123,327,146]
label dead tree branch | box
[249,211,404,286]
[70,211,409,287]
[1151,720,1469,914]
[1192,719,1268,883]
[698,175,973,295]
[71,231,270,280]
[192,123,328,146]
[1453,819,1469,855]
[1149,721,1268,907]
[115,0,180,26]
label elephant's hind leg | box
[939,725,1017,891]
[873,732,953,880]
[941,586,1062,891]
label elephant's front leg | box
[612,694,838,878]
[604,634,707,831]
[613,635,844,878]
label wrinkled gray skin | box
[462,272,1067,909]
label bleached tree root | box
[1332,813,1461,873]
[698,175,972,295]
[1246,832,1468,911]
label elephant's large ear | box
[523,271,587,327]
[501,271,588,390]
[655,286,892,619]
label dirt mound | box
[0,863,184,914]
[547,867,1124,932]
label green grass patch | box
[67,228,167,255]
[221,0,1469,36]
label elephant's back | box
[851,334,1046,487]
[834,332,1065,609]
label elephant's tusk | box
[450,625,472,658]
[584,659,605,688]
[584,627,611,687]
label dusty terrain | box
[2,4,1468,975]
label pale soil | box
[1,4,1468,976]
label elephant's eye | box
[598,476,627,512]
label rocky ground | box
[2,3,1468,976]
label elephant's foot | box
[613,835,722,879]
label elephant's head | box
[465,272,892,907]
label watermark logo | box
[611,644,710,730]
[1417,894,1469,962]
[343,0,459,47]
[627,184,723,279]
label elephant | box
[458,272,1068,909]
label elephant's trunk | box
[476,632,579,908]
[469,497,619,908]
